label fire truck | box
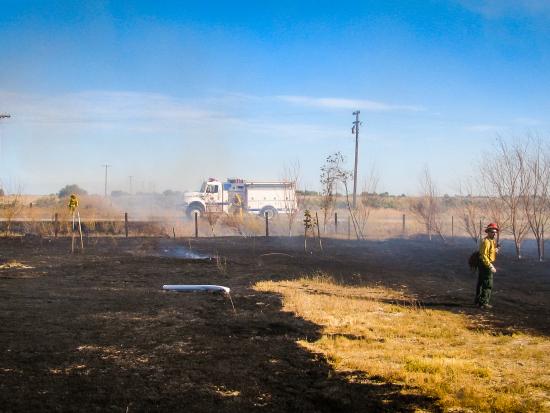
[182,178,297,219]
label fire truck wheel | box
[187,205,204,218]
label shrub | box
[58,184,88,197]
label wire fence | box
[0,209,522,243]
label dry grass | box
[0,259,33,269]
[255,275,550,412]
[2,192,541,241]
[219,214,264,237]
[214,252,228,275]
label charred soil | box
[1,235,548,412]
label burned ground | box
[0,235,548,412]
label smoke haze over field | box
[0,1,549,195]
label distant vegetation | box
[296,189,319,196]
[34,195,59,207]
[58,184,88,197]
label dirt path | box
[1,236,548,412]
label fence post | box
[315,211,323,250]
[54,213,59,238]
[334,212,338,236]
[265,212,269,237]
[348,216,351,240]
[402,214,406,235]
[124,212,129,238]
[542,225,545,261]
[195,212,198,238]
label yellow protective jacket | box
[233,194,242,206]
[68,196,79,211]
[479,237,496,268]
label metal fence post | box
[124,212,129,238]
[334,212,338,236]
[54,213,59,238]
[542,225,545,261]
[265,212,269,237]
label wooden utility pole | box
[102,164,111,197]
[352,111,361,209]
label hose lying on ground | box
[162,285,230,294]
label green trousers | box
[475,266,493,306]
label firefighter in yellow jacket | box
[231,193,243,217]
[475,223,499,309]
[68,194,79,213]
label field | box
[1,231,549,412]
[0,193,485,240]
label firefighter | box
[68,194,79,213]
[475,223,499,309]
[231,193,243,217]
[68,193,79,232]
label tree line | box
[412,136,550,261]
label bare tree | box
[483,196,510,242]
[0,184,24,235]
[320,152,364,239]
[456,178,485,244]
[410,167,445,241]
[356,166,380,236]
[319,154,339,232]
[335,157,364,240]
[523,137,550,261]
[480,138,530,259]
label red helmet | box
[485,223,499,233]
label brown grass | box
[255,275,550,412]
[2,192,540,241]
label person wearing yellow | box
[232,193,243,217]
[475,223,499,309]
[68,194,79,213]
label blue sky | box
[0,0,549,195]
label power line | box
[351,111,362,209]
[102,164,111,197]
